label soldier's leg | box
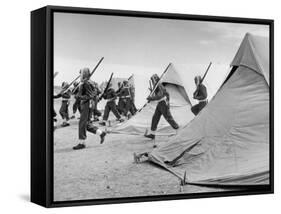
[118,99,126,116]
[86,123,107,144]
[151,103,162,131]
[102,102,110,121]
[124,98,132,116]
[74,102,89,150]
[60,101,70,126]
[145,103,162,140]
[109,101,122,120]
[197,101,207,114]
[65,102,69,121]
[161,102,179,129]
[59,102,65,119]
[72,99,78,114]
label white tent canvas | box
[146,33,270,186]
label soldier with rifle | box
[118,80,134,118]
[99,74,124,126]
[73,68,106,150]
[190,62,211,115]
[54,81,72,127]
[144,74,179,140]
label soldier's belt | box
[198,99,208,103]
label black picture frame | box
[31,5,274,208]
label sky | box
[53,12,269,103]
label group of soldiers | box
[54,68,207,150]
[53,68,138,150]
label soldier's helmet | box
[80,67,91,82]
[61,81,69,90]
[151,74,160,86]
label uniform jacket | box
[148,83,170,102]
[77,81,96,103]
[103,87,117,101]
[193,84,207,101]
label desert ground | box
[53,100,236,201]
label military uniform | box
[145,80,179,139]
[191,83,208,115]
[54,83,71,126]
[102,87,122,121]
[119,85,133,116]
[73,68,106,150]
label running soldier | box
[144,74,179,140]
[72,68,106,150]
[54,82,71,127]
[70,81,81,119]
[191,75,208,115]
[99,82,124,126]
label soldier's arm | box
[53,93,62,99]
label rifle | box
[200,62,212,84]
[71,57,104,93]
[99,72,114,101]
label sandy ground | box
[54,100,231,202]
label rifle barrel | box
[201,62,212,83]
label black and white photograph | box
[52,11,271,202]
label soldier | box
[72,68,106,150]
[89,81,102,122]
[70,81,81,119]
[54,82,71,127]
[99,82,124,126]
[119,80,134,118]
[191,75,208,115]
[144,74,179,140]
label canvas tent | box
[112,62,229,136]
[112,64,194,136]
[146,33,270,186]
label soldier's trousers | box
[129,100,137,115]
[59,100,69,120]
[191,100,207,116]
[103,100,121,121]
[117,98,126,115]
[79,101,99,140]
[151,100,179,131]
[72,98,81,114]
